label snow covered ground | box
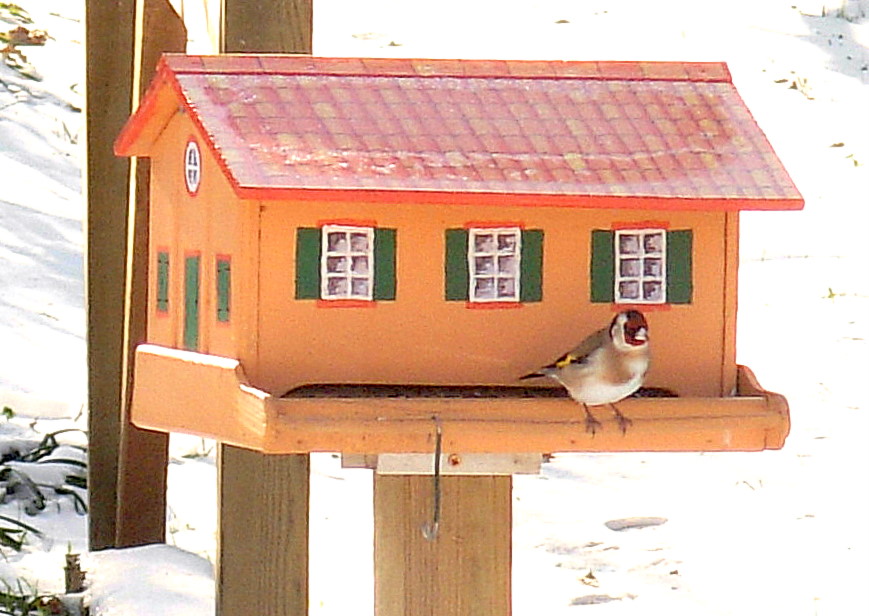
[0,0,84,413]
[0,0,867,614]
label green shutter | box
[156,251,169,312]
[216,257,231,322]
[666,229,693,304]
[373,228,397,301]
[295,227,321,299]
[183,255,200,351]
[444,228,469,301]
[590,230,615,303]
[519,229,543,302]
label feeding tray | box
[131,344,788,454]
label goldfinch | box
[520,310,650,434]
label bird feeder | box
[116,55,801,459]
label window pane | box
[497,233,517,253]
[619,234,640,255]
[497,278,516,298]
[643,257,662,277]
[327,277,348,296]
[326,256,347,273]
[475,256,495,275]
[351,278,370,296]
[498,255,516,274]
[327,232,348,252]
[474,233,495,253]
[643,281,663,302]
[350,233,369,251]
[474,277,495,299]
[619,280,640,300]
[620,258,641,277]
[643,233,664,254]
[351,256,369,275]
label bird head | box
[610,310,649,350]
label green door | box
[184,254,200,351]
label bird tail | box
[519,370,546,380]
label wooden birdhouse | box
[115,55,803,456]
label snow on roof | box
[115,55,803,210]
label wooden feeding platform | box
[132,343,788,455]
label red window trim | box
[317,218,378,228]
[464,301,524,310]
[610,220,670,230]
[463,220,526,229]
[610,303,672,312]
[315,299,377,309]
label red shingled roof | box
[115,55,802,210]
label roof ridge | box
[159,54,732,83]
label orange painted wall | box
[145,113,736,400]
[257,201,732,398]
[146,112,258,373]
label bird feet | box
[581,404,632,436]
[582,405,603,436]
[608,403,633,435]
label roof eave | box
[233,185,805,211]
[114,57,183,157]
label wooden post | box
[375,475,513,616]
[85,0,137,551]
[222,0,313,53]
[115,0,187,547]
[217,447,310,614]
[217,2,313,615]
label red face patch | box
[622,310,648,346]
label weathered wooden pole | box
[85,0,137,551]
[216,2,313,615]
[85,0,186,552]
[223,0,313,52]
[115,0,186,548]
[375,475,513,616]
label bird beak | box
[633,327,648,342]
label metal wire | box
[421,416,442,541]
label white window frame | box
[467,227,522,303]
[320,225,375,301]
[614,228,666,304]
[184,140,202,194]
